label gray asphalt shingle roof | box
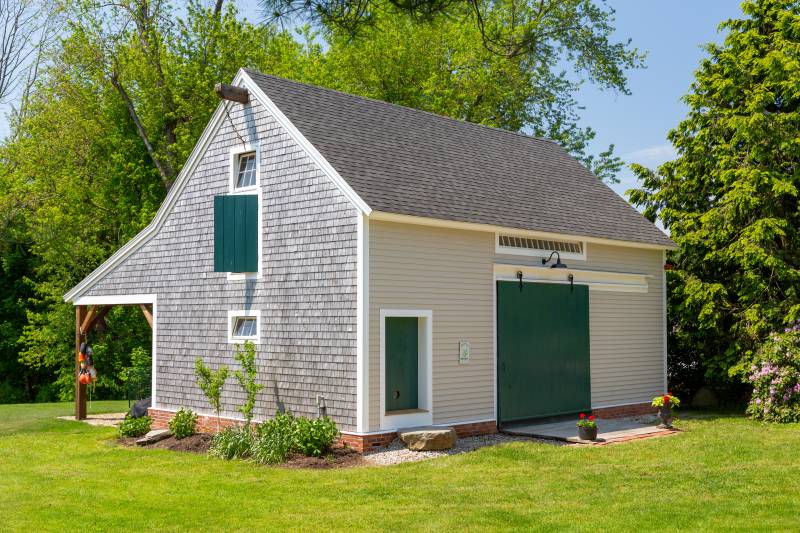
[245,69,674,248]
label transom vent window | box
[498,234,584,256]
[235,152,257,189]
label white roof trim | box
[369,210,677,251]
[64,70,372,303]
[238,70,372,215]
[64,94,232,302]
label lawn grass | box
[0,400,129,436]
[1,404,799,532]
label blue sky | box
[579,1,743,198]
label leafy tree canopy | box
[0,0,642,401]
[630,0,800,394]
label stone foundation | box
[340,420,498,453]
[149,408,498,453]
[148,408,247,434]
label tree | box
[262,0,637,62]
[0,0,58,104]
[2,2,323,401]
[195,357,228,432]
[629,0,800,396]
[233,341,263,427]
[2,0,643,401]
[319,2,641,181]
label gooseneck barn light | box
[542,251,568,269]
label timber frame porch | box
[73,295,156,419]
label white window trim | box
[227,309,261,344]
[379,309,433,430]
[494,232,587,261]
[229,144,260,193]
[227,143,262,281]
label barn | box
[65,68,675,451]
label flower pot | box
[658,406,673,429]
[577,425,597,441]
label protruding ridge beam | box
[214,83,249,104]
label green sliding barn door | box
[497,281,590,424]
[385,317,419,411]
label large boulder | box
[692,387,719,408]
[398,426,457,451]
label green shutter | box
[214,194,258,273]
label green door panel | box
[385,317,419,411]
[497,281,590,423]
[214,194,258,273]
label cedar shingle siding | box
[82,97,359,429]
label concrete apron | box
[502,416,674,445]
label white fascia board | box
[238,70,372,216]
[64,95,233,303]
[73,294,157,306]
[370,211,677,251]
[494,264,651,293]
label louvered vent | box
[497,235,583,255]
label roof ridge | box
[242,68,559,147]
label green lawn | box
[1,403,799,532]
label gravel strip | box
[363,433,561,466]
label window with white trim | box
[234,152,257,189]
[496,233,586,260]
[228,310,260,343]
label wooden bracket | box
[214,83,249,104]
[80,305,114,335]
[139,303,153,328]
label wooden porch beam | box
[75,305,87,420]
[139,303,153,328]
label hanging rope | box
[223,102,249,149]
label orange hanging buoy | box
[79,373,91,385]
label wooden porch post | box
[75,305,87,419]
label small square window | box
[235,152,257,189]
[233,317,257,338]
[228,311,260,343]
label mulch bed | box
[281,445,363,469]
[117,436,364,468]
[118,433,213,453]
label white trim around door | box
[379,309,433,430]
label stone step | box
[397,426,457,451]
[136,429,172,446]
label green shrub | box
[292,416,339,457]
[119,415,152,438]
[252,412,295,464]
[207,413,340,464]
[738,328,800,422]
[168,408,197,439]
[209,425,253,460]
